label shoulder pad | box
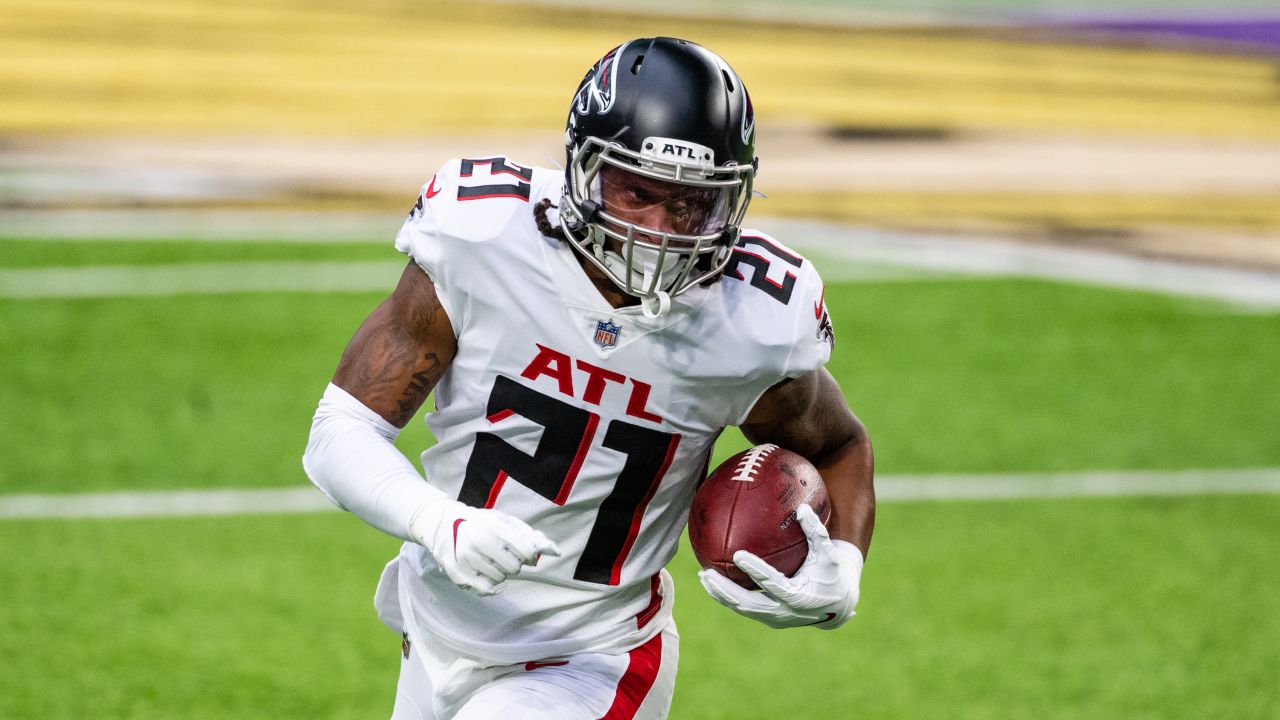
[721,229,834,376]
[722,231,813,307]
[414,156,540,243]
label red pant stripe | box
[599,632,663,720]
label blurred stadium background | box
[2,0,1278,717]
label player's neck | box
[573,251,641,310]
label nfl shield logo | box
[593,319,621,349]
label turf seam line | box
[3,468,1279,520]
[0,260,408,298]
[4,219,1279,308]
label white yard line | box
[0,260,406,298]
[879,468,1280,501]
[0,209,398,242]
[770,218,1280,311]
[3,469,1278,520]
[3,216,1279,308]
[0,488,337,519]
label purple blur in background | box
[1066,19,1280,53]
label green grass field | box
[2,236,1278,718]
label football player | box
[304,37,874,720]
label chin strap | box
[639,256,680,318]
[641,290,672,318]
[597,245,682,318]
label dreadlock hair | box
[533,198,568,243]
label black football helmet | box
[559,37,757,316]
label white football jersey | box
[390,156,833,664]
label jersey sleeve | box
[395,160,463,334]
[781,258,834,379]
[393,157,539,336]
[721,231,836,426]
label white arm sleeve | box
[302,382,445,541]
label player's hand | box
[409,497,560,596]
[698,504,863,629]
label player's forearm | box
[302,382,444,541]
[815,430,875,558]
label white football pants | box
[388,619,679,720]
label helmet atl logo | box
[575,42,627,116]
[593,319,621,350]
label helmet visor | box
[591,163,735,238]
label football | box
[688,444,831,589]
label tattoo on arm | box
[333,262,457,427]
[394,354,442,426]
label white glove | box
[698,504,863,629]
[409,497,560,596]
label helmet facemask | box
[561,135,754,317]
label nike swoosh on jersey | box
[425,174,443,199]
[813,285,826,319]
